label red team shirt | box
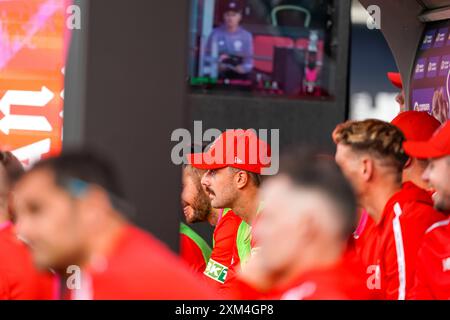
[269,260,375,300]
[0,222,56,300]
[179,223,211,274]
[410,217,450,300]
[180,233,208,274]
[350,182,445,300]
[68,225,216,300]
[221,214,260,297]
[227,259,375,300]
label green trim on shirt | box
[180,222,212,264]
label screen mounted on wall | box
[188,0,338,100]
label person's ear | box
[80,186,111,222]
[7,192,17,223]
[403,157,412,169]
[361,157,374,182]
[235,171,249,189]
[297,212,317,243]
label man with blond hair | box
[333,119,444,300]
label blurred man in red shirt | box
[404,120,450,299]
[189,129,271,293]
[235,151,373,299]
[13,151,215,300]
[333,119,444,300]
[0,151,55,300]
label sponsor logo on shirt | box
[204,259,228,284]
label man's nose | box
[201,173,210,187]
[422,164,431,183]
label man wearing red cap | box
[333,119,444,300]
[180,155,245,290]
[188,129,271,293]
[391,111,441,190]
[403,121,450,299]
[387,72,406,112]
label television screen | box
[0,0,69,167]
[188,0,338,99]
[410,20,450,123]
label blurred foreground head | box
[13,150,125,271]
[333,119,408,205]
[256,150,357,278]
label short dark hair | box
[28,150,124,198]
[278,149,358,239]
[0,151,24,186]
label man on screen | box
[204,0,254,80]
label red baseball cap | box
[187,129,271,174]
[403,120,450,159]
[387,72,403,89]
[391,111,441,142]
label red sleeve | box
[204,214,241,288]
[0,272,10,300]
[223,276,267,300]
[209,214,241,266]
[383,202,443,300]
[408,244,434,300]
[179,234,207,274]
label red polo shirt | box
[409,217,450,300]
[271,260,375,300]
[179,223,211,274]
[203,209,242,287]
[355,182,445,300]
[0,222,56,300]
[227,259,376,300]
[68,224,216,300]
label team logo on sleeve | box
[204,259,228,284]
